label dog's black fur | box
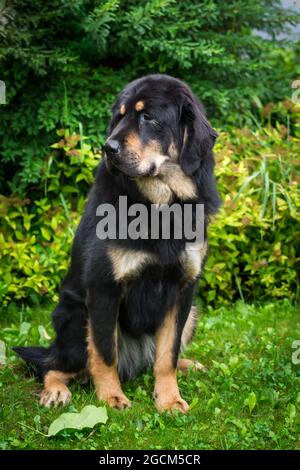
[14,74,220,407]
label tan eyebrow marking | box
[135,100,144,112]
[120,104,126,115]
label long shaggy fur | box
[14,74,220,402]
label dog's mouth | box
[104,152,169,178]
[104,153,122,176]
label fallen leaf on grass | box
[48,405,108,437]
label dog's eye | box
[140,111,156,125]
[142,112,152,121]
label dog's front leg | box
[87,286,131,410]
[153,285,195,413]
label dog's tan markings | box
[168,141,178,160]
[181,305,197,350]
[40,370,74,407]
[139,141,168,174]
[120,104,126,115]
[158,161,197,200]
[109,245,157,282]
[183,126,188,146]
[125,136,167,171]
[125,132,172,178]
[87,321,131,410]
[178,306,206,372]
[136,160,197,203]
[136,177,173,204]
[154,306,189,413]
[143,140,162,154]
[135,100,144,112]
[180,241,208,282]
[125,132,143,158]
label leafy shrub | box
[201,113,300,303]
[0,128,99,304]
[1,0,299,192]
[0,103,299,306]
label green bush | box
[1,0,299,192]
[201,121,300,303]
[0,102,299,306]
[0,128,100,304]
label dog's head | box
[104,74,218,178]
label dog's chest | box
[108,242,207,284]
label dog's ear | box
[179,95,218,175]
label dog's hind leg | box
[40,370,75,407]
[39,283,88,407]
[178,305,207,374]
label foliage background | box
[0,0,299,307]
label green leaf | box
[234,170,260,201]
[38,325,51,342]
[47,405,108,437]
[50,217,58,231]
[244,392,257,413]
[19,322,31,336]
[260,169,269,220]
[41,226,51,241]
[287,403,296,425]
[272,182,277,229]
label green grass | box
[0,300,299,450]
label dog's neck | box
[134,161,197,204]
[98,161,197,206]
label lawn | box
[0,300,299,450]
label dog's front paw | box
[40,386,72,408]
[155,392,189,414]
[99,391,132,410]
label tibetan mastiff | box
[15,74,220,413]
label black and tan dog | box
[14,74,220,413]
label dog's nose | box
[104,139,121,157]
